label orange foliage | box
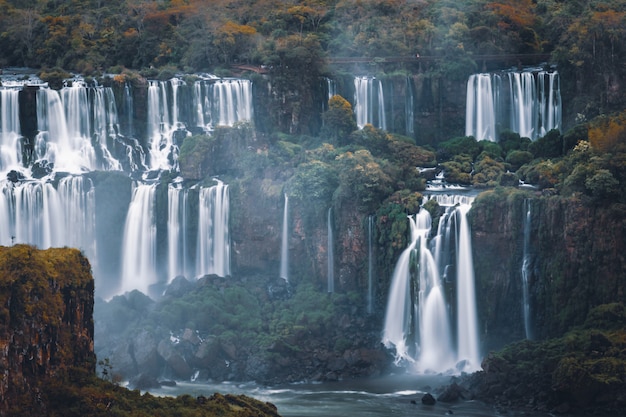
[588,112,626,152]
[486,0,536,31]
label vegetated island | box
[0,244,281,417]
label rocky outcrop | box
[470,189,626,351]
[0,245,95,416]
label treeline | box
[0,1,624,78]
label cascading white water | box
[354,77,377,129]
[168,183,190,283]
[465,70,561,141]
[37,87,96,173]
[120,183,157,295]
[196,180,230,278]
[377,80,386,131]
[327,78,337,101]
[382,215,419,364]
[521,199,533,340]
[0,175,95,258]
[455,204,481,372]
[383,194,480,373]
[212,79,253,127]
[465,73,497,142]
[280,194,289,281]
[0,87,22,172]
[147,80,177,170]
[327,207,334,293]
[367,215,374,315]
[92,86,123,171]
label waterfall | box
[465,73,498,142]
[123,82,134,137]
[354,77,375,129]
[456,204,481,372]
[377,80,387,131]
[196,180,230,278]
[405,77,414,136]
[367,215,374,315]
[92,86,123,171]
[382,215,419,364]
[382,194,479,373]
[0,87,22,172]
[327,207,334,293]
[168,183,190,282]
[120,183,157,295]
[147,80,179,170]
[327,78,336,101]
[280,194,289,281]
[465,70,561,141]
[212,79,253,127]
[37,87,97,172]
[521,199,533,340]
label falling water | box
[196,180,230,278]
[36,87,97,172]
[120,183,157,295]
[0,87,22,171]
[377,80,386,131]
[147,80,177,170]
[212,79,253,127]
[327,207,334,293]
[280,194,289,281]
[456,204,481,372]
[382,215,419,363]
[521,199,533,340]
[168,183,190,282]
[327,78,337,101]
[465,73,497,142]
[382,194,480,373]
[367,215,374,315]
[405,77,414,136]
[354,77,374,129]
[465,70,561,141]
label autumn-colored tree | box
[322,95,357,145]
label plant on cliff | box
[322,94,357,145]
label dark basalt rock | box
[421,393,436,405]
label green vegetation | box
[478,303,626,410]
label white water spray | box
[280,194,289,281]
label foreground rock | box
[0,245,281,417]
[461,303,626,415]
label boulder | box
[421,393,436,405]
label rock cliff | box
[0,245,94,416]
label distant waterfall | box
[168,184,190,283]
[382,194,480,373]
[147,80,181,171]
[367,215,374,315]
[405,77,414,136]
[327,207,334,293]
[192,78,253,130]
[36,87,96,172]
[196,180,230,278]
[465,70,561,141]
[280,194,289,281]
[521,199,533,340]
[120,183,157,295]
[354,76,386,130]
[0,87,22,172]
[0,176,95,258]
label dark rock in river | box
[421,393,436,405]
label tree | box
[322,95,357,145]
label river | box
[147,374,553,417]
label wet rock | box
[438,382,469,403]
[130,373,161,390]
[157,339,192,379]
[421,393,436,405]
[163,276,193,297]
[6,169,26,182]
